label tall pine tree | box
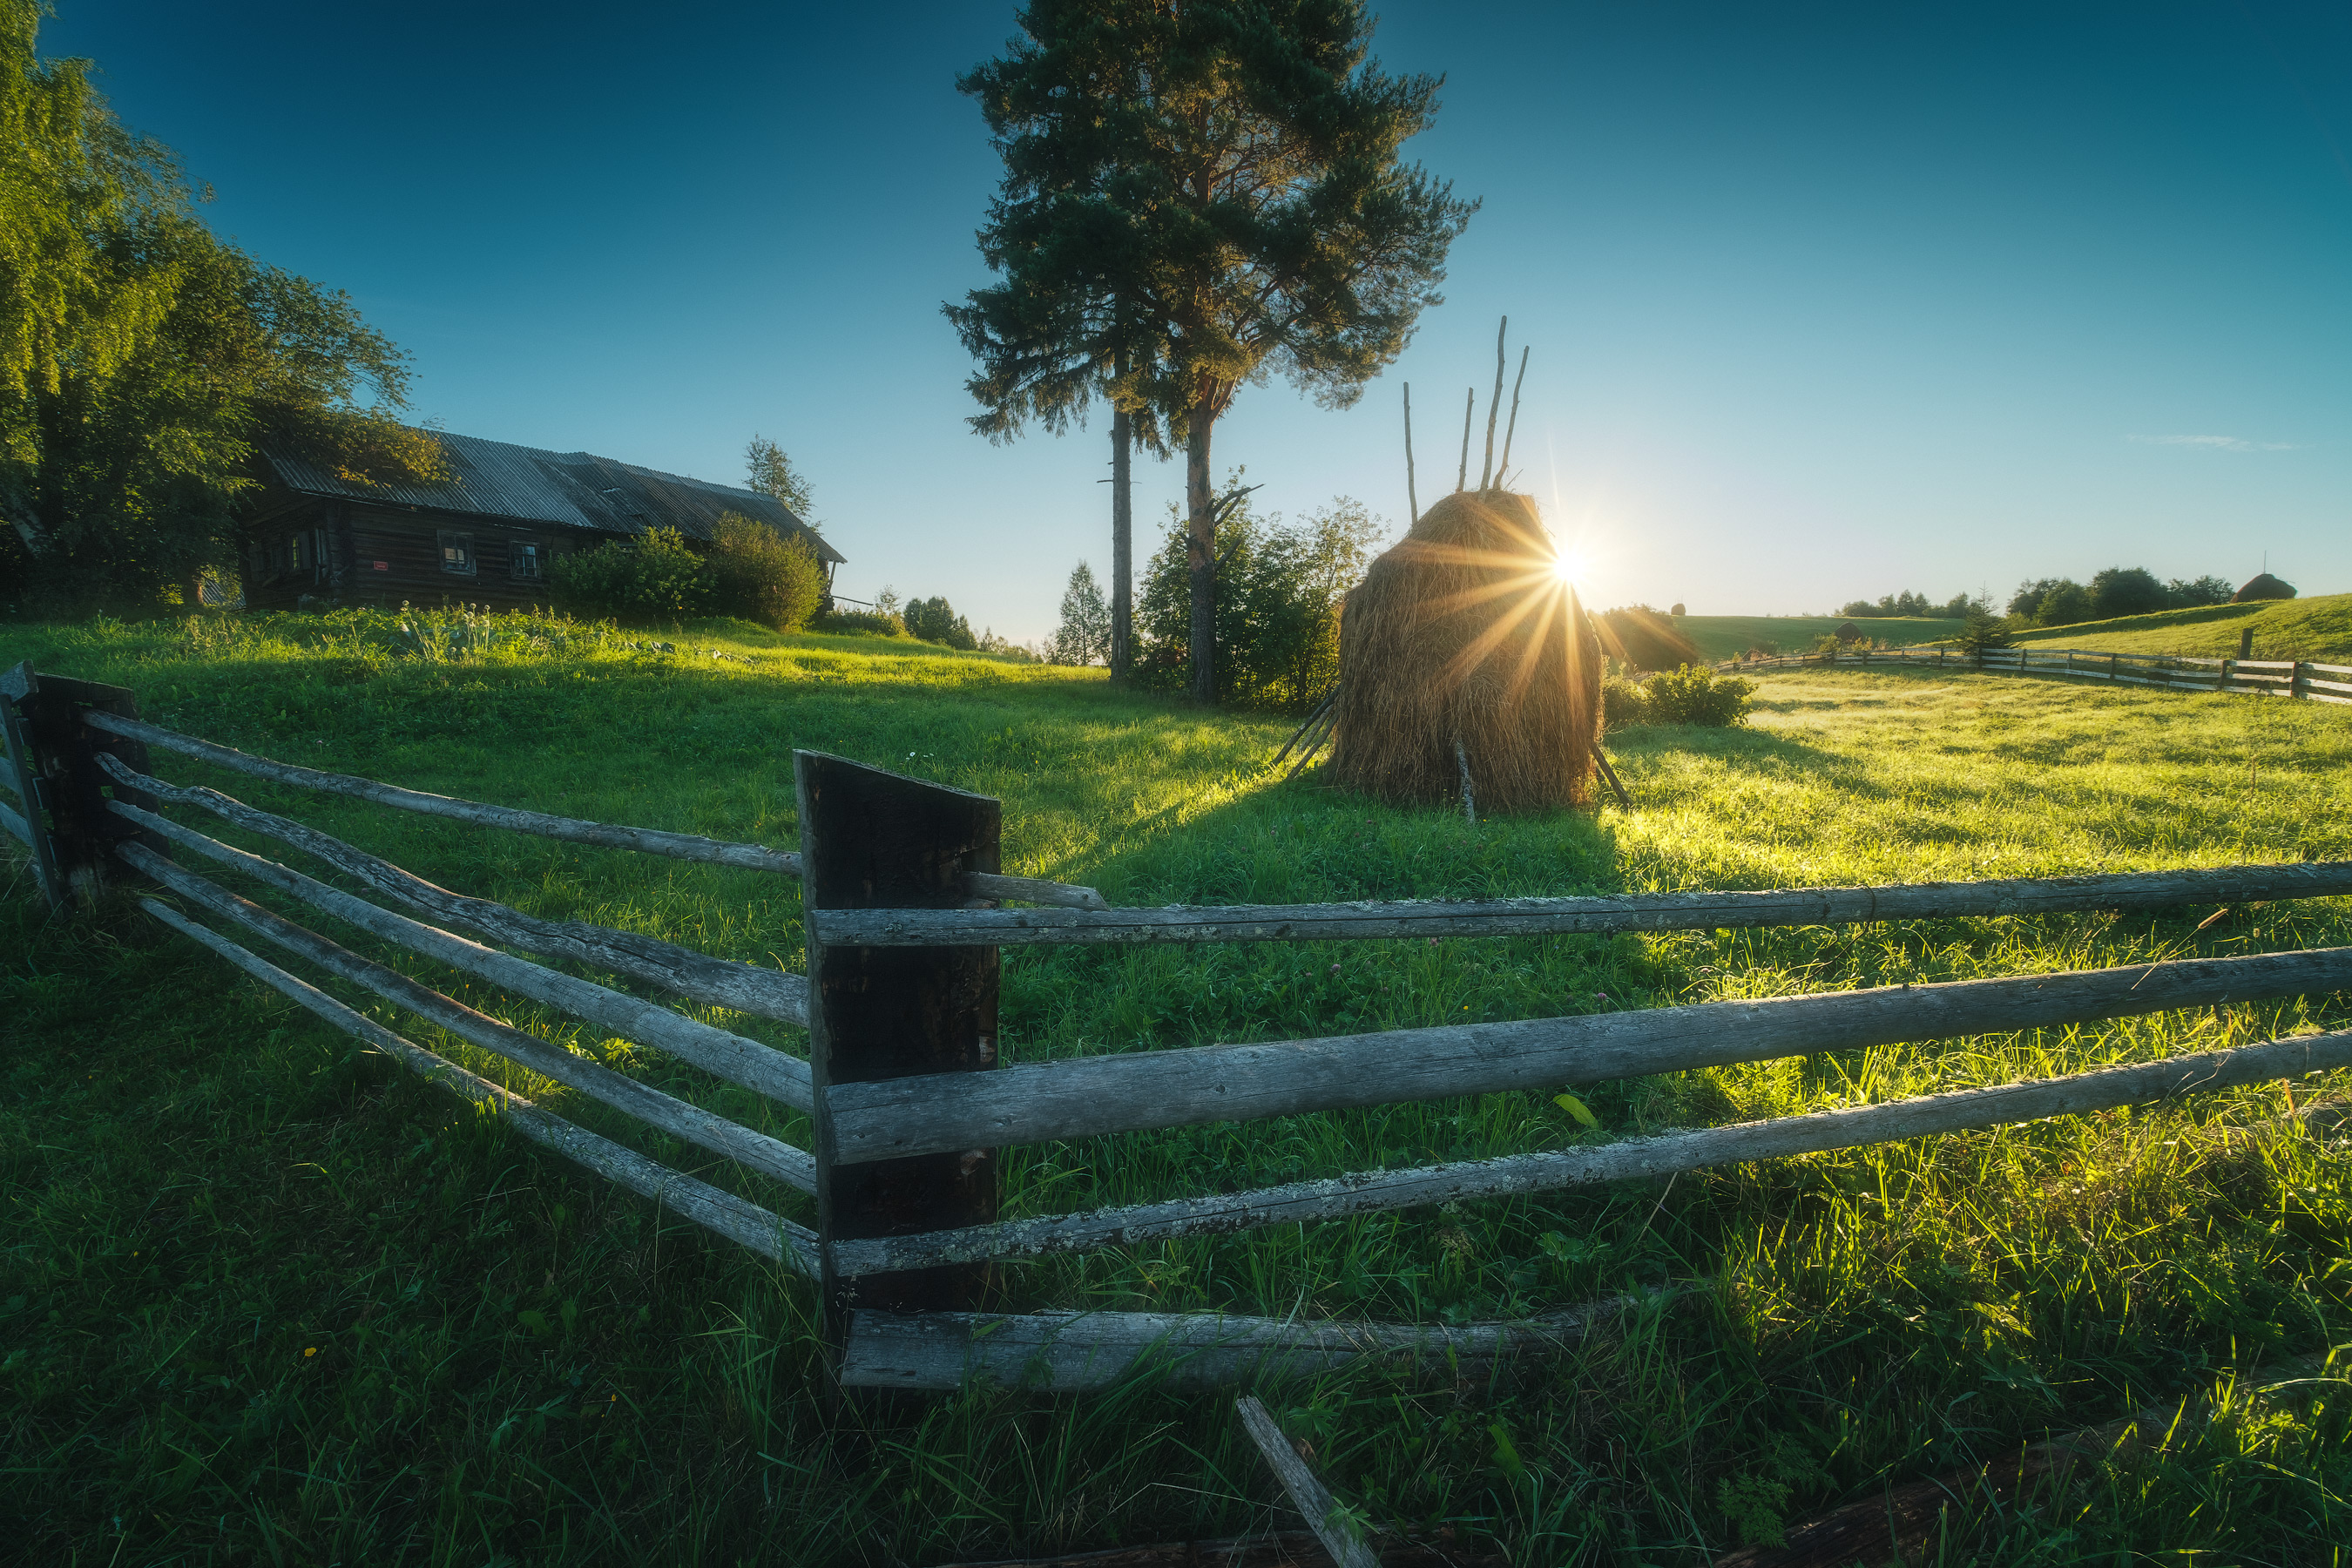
[955,0,1472,701]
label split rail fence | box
[1720,642,2352,705]
[8,659,2352,1392]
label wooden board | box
[828,944,2352,1162]
[811,859,2352,950]
[838,1297,1628,1391]
[829,1029,2352,1274]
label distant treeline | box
[2006,569,2233,629]
[1835,570,2238,630]
[1835,591,1985,618]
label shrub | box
[701,513,824,631]
[1602,673,1650,730]
[813,609,906,637]
[549,526,706,623]
[1134,490,1384,711]
[905,596,977,650]
[1642,664,1754,727]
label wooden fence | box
[8,657,2352,1392]
[1718,642,2352,705]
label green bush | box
[1642,664,1754,727]
[701,513,825,632]
[1133,492,1382,712]
[813,609,907,638]
[1602,673,1650,730]
[549,526,706,624]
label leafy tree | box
[2166,574,2233,608]
[1050,560,1109,665]
[1135,490,1382,711]
[2009,577,2091,626]
[905,596,977,650]
[2088,565,2166,620]
[3,0,439,610]
[957,0,1473,703]
[743,435,814,524]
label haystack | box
[2234,572,2297,603]
[1325,490,1601,814]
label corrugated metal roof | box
[265,429,846,565]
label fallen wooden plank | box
[930,1528,1502,1568]
[828,1029,2352,1273]
[110,803,814,1109]
[100,754,811,1025]
[125,847,817,1193]
[838,1298,1631,1390]
[812,860,2352,950]
[138,897,818,1274]
[1237,1396,1379,1568]
[828,944,2352,1162]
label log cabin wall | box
[244,501,602,613]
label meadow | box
[4,608,2349,1565]
[1674,613,1964,661]
[2006,591,2352,662]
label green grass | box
[4,608,2350,1565]
[1676,614,1965,661]
[2007,592,2352,661]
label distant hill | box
[2005,593,2352,660]
[1674,614,1966,663]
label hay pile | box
[1326,490,1601,814]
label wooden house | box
[240,429,843,612]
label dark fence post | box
[1,663,66,909]
[0,662,166,909]
[794,750,1000,1350]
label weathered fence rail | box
[9,656,2352,1394]
[1719,642,2352,705]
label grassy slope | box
[4,611,2350,1565]
[2007,591,2352,659]
[1676,614,1964,661]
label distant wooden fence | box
[8,657,2352,1393]
[1719,643,2352,705]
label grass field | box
[5,608,2351,1565]
[1675,614,1965,661]
[2006,592,2352,661]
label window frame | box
[437,530,476,577]
[510,540,543,580]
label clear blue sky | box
[45,0,2349,637]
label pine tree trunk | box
[1186,402,1216,704]
[1110,405,1132,684]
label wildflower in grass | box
[303,1347,318,1357]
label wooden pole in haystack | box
[1479,317,1506,490]
[1402,382,1418,524]
[1456,388,1474,491]
[1498,346,1531,481]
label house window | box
[438,531,476,575]
[510,541,542,579]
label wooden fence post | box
[1,663,65,909]
[795,750,1001,1351]
[0,662,165,908]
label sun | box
[1550,544,1583,585]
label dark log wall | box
[244,500,602,613]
